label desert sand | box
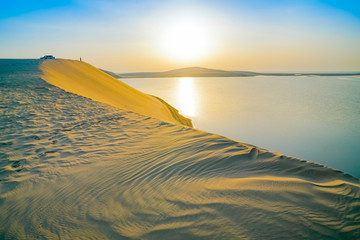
[40,59,192,127]
[0,59,359,239]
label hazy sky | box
[1,0,360,72]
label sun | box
[159,19,212,63]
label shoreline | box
[0,59,359,239]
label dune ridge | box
[39,59,192,127]
[0,59,359,239]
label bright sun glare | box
[177,77,196,117]
[160,19,212,62]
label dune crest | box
[40,59,192,127]
[1,59,359,239]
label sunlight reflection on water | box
[122,76,360,177]
[176,77,197,117]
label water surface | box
[123,76,360,177]
[1,60,359,239]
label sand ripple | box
[0,60,359,239]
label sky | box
[1,0,360,72]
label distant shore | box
[1,59,359,239]
[111,66,360,78]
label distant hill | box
[116,67,360,78]
[120,67,258,78]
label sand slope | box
[40,59,192,127]
[0,59,359,239]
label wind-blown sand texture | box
[40,59,192,127]
[0,59,359,239]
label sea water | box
[123,76,360,177]
[1,60,359,238]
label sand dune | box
[0,59,359,239]
[40,59,192,127]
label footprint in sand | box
[249,147,259,159]
[32,135,40,140]
[11,161,23,172]
[11,161,20,168]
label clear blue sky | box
[1,0,359,72]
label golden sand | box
[0,59,359,239]
[40,59,192,127]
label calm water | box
[2,60,359,239]
[123,76,360,177]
